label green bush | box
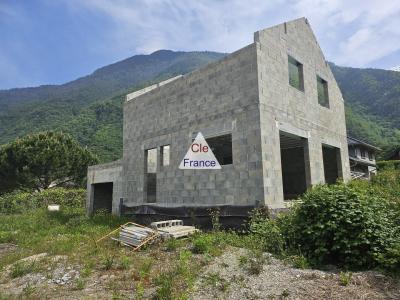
[248,209,284,254]
[376,160,400,171]
[281,183,400,269]
[191,236,212,254]
[0,188,85,214]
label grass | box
[2,188,393,298]
[0,207,127,269]
[10,261,40,278]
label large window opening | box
[322,145,342,184]
[92,182,113,213]
[288,55,304,91]
[145,148,157,203]
[279,132,310,200]
[205,134,233,165]
[317,75,329,108]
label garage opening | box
[145,148,157,203]
[92,182,113,213]
[322,145,342,184]
[279,132,311,200]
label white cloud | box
[290,0,400,66]
[2,0,400,89]
[63,0,400,67]
[64,0,288,55]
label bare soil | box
[0,244,399,299]
[190,247,400,300]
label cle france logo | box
[179,132,221,169]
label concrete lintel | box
[276,121,309,139]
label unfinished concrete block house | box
[87,18,351,220]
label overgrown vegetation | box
[280,183,398,269]
[0,188,85,214]
[0,170,399,298]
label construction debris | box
[96,222,159,251]
[150,220,198,238]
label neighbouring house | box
[347,136,380,179]
[386,147,400,161]
[87,18,351,220]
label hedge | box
[376,160,400,170]
[0,188,86,214]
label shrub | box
[248,208,284,254]
[376,160,400,171]
[191,234,218,254]
[281,183,400,269]
[0,188,85,214]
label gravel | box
[190,247,400,300]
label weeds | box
[10,261,39,278]
[154,250,198,299]
[285,255,309,269]
[138,258,153,279]
[281,288,290,298]
[191,233,222,256]
[119,255,131,270]
[22,283,36,296]
[339,271,353,286]
[165,238,179,252]
[102,254,115,270]
[154,273,174,299]
[74,278,86,290]
[238,255,249,267]
[81,261,94,277]
[135,281,145,300]
[203,272,229,292]
[209,208,221,232]
[240,249,267,276]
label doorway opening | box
[92,182,113,213]
[279,131,310,200]
[322,144,342,184]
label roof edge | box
[126,75,183,102]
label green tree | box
[0,131,98,193]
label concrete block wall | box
[255,18,351,208]
[123,43,264,208]
[87,160,123,215]
[86,17,351,214]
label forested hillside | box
[0,50,225,161]
[330,63,400,149]
[0,51,399,162]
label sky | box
[1,0,400,90]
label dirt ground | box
[191,247,400,300]
[1,244,399,299]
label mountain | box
[0,50,225,161]
[0,51,399,162]
[390,66,400,72]
[330,63,400,149]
